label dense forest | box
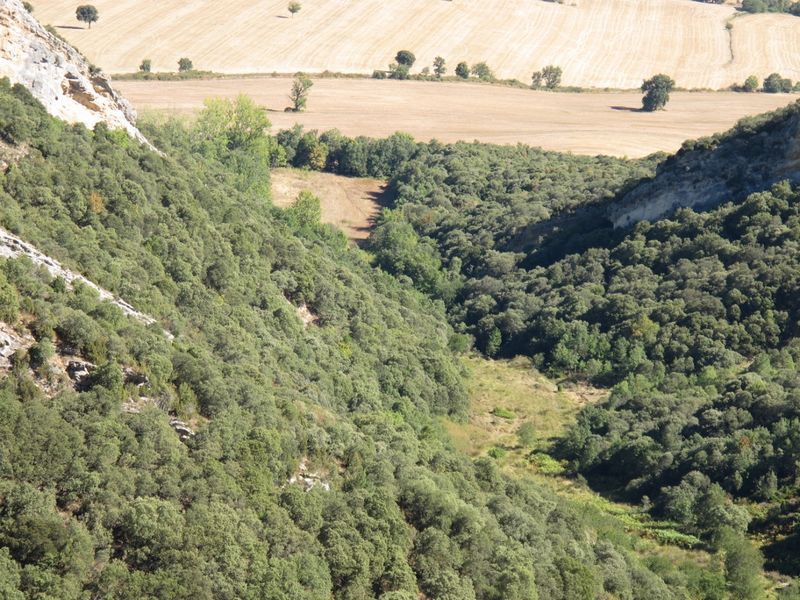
[0,79,739,598]
[280,102,800,583]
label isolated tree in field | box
[395,50,416,67]
[290,73,313,111]
[22,1,33,12]
[139,59,152,73]
[75,4,98,28]
[178,57,193,72]
[455,61,470,79]
[288,1,301,17]
[641,74,675,111]
[433,56,446,78]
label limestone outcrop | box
[609,102,800,228]
[0,0,148,144]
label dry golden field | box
[33,0,800,89]
[270,168,386,240]
[119,78,796,157]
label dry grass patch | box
[271,168,387,240]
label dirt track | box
[33,0,800,89]
[117,78,796,157]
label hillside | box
[610,100,800,226]
[3,2,800,596]
[274,102,800,581]
[33,0,800,89]
[0,68,738,597]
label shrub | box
[455,62,470,79]
[487,446,507,459]
[491,406,516,419]
[763,72,792,93]
[389,63,410,80]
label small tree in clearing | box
[641,74,675,111]
[395,50,416,67]
[455,62,470,79]
[288,2,301,17]
[139,59,152,73]
[22,1,33,12]
[290,73,313,111]
[76,4,99,28]
[433,56,446,78]
[178,58,193,72]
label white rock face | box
[0,0,148,144]
[0,321,33,371]
[0,226,172,338]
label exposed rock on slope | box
[0,226,169,336]
[0,321,33,371]
[0,0,147,144]
[609,101,800,228]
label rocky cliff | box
[609,101,800,228]
[0,0,147,143]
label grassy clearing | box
[443,355,707,556]
[442,355,602,457]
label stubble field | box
[33,0,800,89]
[120,78,796,157]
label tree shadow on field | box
[275,15,289,19]
[56,25,84,29]
[610,106,644,113]
[353,184,395,247]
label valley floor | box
[119,78,796,157]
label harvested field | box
[271,168,386,240]
[119,78,796,157]
[33,0,800,89]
